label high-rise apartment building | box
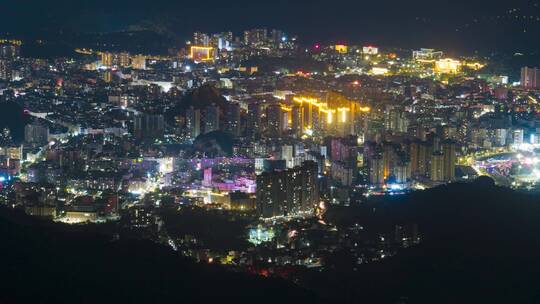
[256,161,318,218]
[225,103,241,137]
[186,107,201,139]
[247,103,262,139]
[24,123,49,146]
[204,104,220,134]
[134,114,165,140]
[441,140,456,182]
[266,104,283,137]
[244,28,268,47]
[521,67,540,89]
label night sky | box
[2,0,540,52]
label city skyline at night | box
[4,0,540,53]
[2,1,540,303]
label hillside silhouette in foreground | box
[314,177,540,303]
[0,207,320,304]
[2,177,540,303]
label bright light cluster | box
[434,58,461,74]
[190,46,214,62]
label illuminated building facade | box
[225,103,241,137]
[134,114,165,140]
[413,48,443,61]
[193,32,211,47]
[119,52,130,67]
[288,95,370,138]
[0,145,23,160]
[442,141,456,182]
[270,29,286,46]
[371,67,389,75]
[0,43,20,59]
[266,104,284,138]
[385,107,409,133]
[247,103,262,139]
[335,44,348,54]
[190,46,214,62]
[434,58,461,74]
[330,136,359,186]
[521,67,540,89]
[513,129,524,146]
[430,152,444,182]
[101,52,114,68]
[24,123,49,146]
[131,55,147,70]
[204,104,220,134]
[409,140,430,177]
[369,155,385,185]
[256,161,318,218]
[291,105,303,137]
[186,106,201,139]
[0,59,12,81]
[244,28,268,47]
[362,46,378,55]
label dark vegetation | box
[160,205,251,252]
[165,85,228,124]
[307,177,540,303]
[0,207,320,304]
[2,177,540,303]
[0,101,30,142]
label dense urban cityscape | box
[3,1,540,303]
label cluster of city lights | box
[291,96,370,125]
[190,46,214,62]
